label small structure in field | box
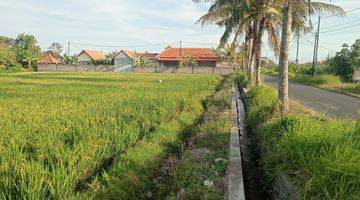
[156,46,220,67]
[113,50,158,72]
[38,54,61,64]
[353,70,360,82]
[76,49,105,65]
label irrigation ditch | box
[233,83,299,200]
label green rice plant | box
[0,72,219,199]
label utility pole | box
[67,42,71,57]
[295,33,300,75]
[312,16,321,76]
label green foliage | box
[293,74,360,97]
[246,86,280,128]
[90,58,113,66]
[217,45,245,67]
[0,36,14,47]
[328,43,354,81]
[49,42,62,55]
[233,71,248,88]
[13,33,41,69]
[179,54,198,67]
[131,53,151,70]
[0,72,218,199]
[245,85,360,199]
[0,45,18,69]
[62,54,78,65]
[154,77,233,199]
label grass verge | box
[243,84,360,199]
[147,75,235,199]
[262,69,360,98]
[292,74,360,98]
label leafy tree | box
[131,53,150,71]
[328,42,358,82]
[49,42,62,55]
[21,53,39,70]
[218,45,245,70]
[179,54,198,67]
[0,36,14,47]
[13,33,41,68]
[0,45,18,69]
[63,54,78,65]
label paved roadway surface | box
[264,75,360,120]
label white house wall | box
[114,52,133,72]
[77,52,92,62]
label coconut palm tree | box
[195,0,281,86]
[277,0,345,114]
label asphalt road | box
[263,75,360,120]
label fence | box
[133,66,235,75]
[37,64,235,75]
[37,64,113,72]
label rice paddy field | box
[0,72,219,199]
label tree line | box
[0,34,41,70]
[195,0,345,114]
[0,34,118,71]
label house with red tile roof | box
[76,49,106,65]
[156,46,220,67]
[38,54,61,64]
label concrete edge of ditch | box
[239,86,300,200]
[227,83,246,200]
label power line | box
[322,7,360,18]
[71,42,174,48]
[181,41,218,46]
[321,17,360,31]
[303,36,335,53]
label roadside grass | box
[262,69,360,98]
[244,85,360,199]
[151,76,234,199]
[293,74,360,98]
[0,72,219,199]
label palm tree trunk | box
[246,24,256,86]
[255,19,265,86]
[278,5,293,114]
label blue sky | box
[1,0,359,63]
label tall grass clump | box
[241,77,360,199]
[246,86,280,128]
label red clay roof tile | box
[157,47,220,61]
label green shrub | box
[0,45,18,69]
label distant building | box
[156,47,220,67]
[38,54,61,64]
[76,49,105,65]
[113,50,158,72]
[43,50,61,60]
